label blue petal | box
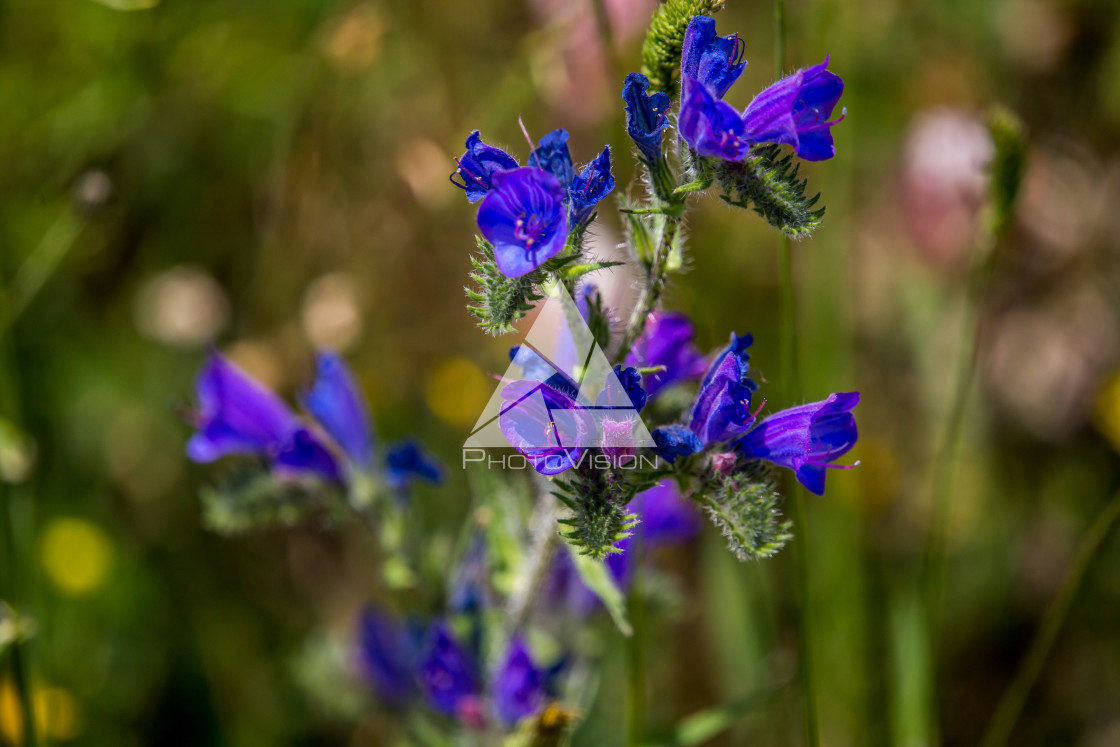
[186,353,299,463]
[451,130,519,202]
[477,167,568,278]
[652,424,704,464]
[385,440,444,489]
[492,637,546,726]
[528,129,575,187]
[681,16,746,98]
[568,146,615,226]
[417,624,479,717]
[303,351,374,468]
[679,78,749,161]
[622,72,671,163]
[356,607,420,706]
[274,428,342,482]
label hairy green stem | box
[504,489,559,638]
[978,492,1120,747]
[617,214,680,363]
[626,534,647,747]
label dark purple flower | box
[736,392,859,495]
[303,351,374,469]
[187,353,340,481]
[622,72,671,163]
[528,129,576,188]
[741,58,845,162]
[651,424,703,464]
[451,131,519,203]
[385,440,444,489]
[678,78,750,161]
[417,623,480,718]
[597,365,647,413]
[688,333,758,445]
[680,16,746,99]
[567,146,615,226]
[499,378,584,475]
[492,638,547,726]
[477,167,569,278]
[356,607,421,707]
[625,311,708,399]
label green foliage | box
[715,146,825,239]
[553,473,639,560]
[200,463,346,534]
[466,237,546,335]
[986,105,1028,238]
[572,550,633,636]
[641,0,727,95]
[700,462,793,561]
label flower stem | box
[626,534,647,747]
[504,488,559,637]
[978,491,1120,747]
[617,212,680,363]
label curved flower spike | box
[736,392,860,495]
[528,129,576,188]
[451,131,519,203]
[741,57,846,162]
[477,167,569,278]
[681,15,747,99]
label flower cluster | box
[451,128,615,278]
[678,16,845,163]
[186,351,442,492]
[357,608,555,728]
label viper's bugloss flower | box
[625,311,708,399]
[736,392,860,495]
[598,365,647,412]
[680,16,746,99]
[478,167,569,278]
[679,78,750,161]
[303,351,374,468]
[450,131,519,203]
[417,623,480,718]
[356,607,421,707]
[187,353,341,481]
[528,129,576,188]
[492,637,547,726]
[741,58,845,162]
[385,440,444,489]
[567,147,615,226]
[651,424,704,464]
[689,332,758,444]
[499,378,583,475]
[622,73,671,163]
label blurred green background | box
[3,0,1120,744]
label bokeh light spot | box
[40,518,114,597]
[425,357,491,427]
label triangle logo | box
[464,282,656,452]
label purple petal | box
[302,351,374,468]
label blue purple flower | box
[186,353,341,481]
[356,607,422,707]
[736,392,859,495]
[385,440,444,489]
[741,58,845,162]
[417,623,480,718]
[678,78,750,161]
[680,16,746,99]
[625,311,708,399]
[492,637,547,726]
[451,131,519,203]
[477,167,569,278]
[567,147,615,226]
[303,351,374,469]
[498,378,584,475]
[528,129,576,187]
[622,72,671,163]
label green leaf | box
[986,105,1028,238]
[641,688,779,746]
[90,0,160,9]
[572,549,633,636]
[557,261,625,281]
